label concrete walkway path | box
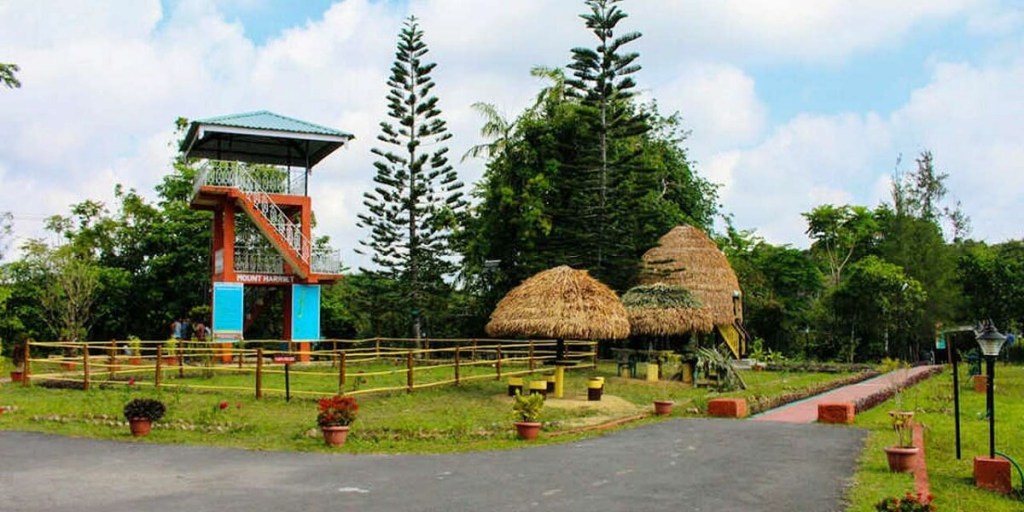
[752,365,942,423]
[1,419,865,512]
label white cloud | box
[0,0,1020,270]
[655,62,767,154]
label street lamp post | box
[976,323,1007,459]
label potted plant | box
[653,399,674,416]
[127,336,142,365]
[9,341,25,382]
[123,398,166,437]
[883,410,918,472]
[162,338,178,366]
[316,395,357,447]
[512,391,544,440]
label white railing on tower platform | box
[192,160,343,276]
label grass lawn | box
[1,362,858,454]
[845,364,1024,511]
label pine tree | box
[357,16,465,339]
[564,0,650,285]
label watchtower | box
[182,111,352,357]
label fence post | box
[496,345,502,381]
[338,351,347,393]
[375,338,381,360]
[155,346,162,389]
[407,350,414,393]
[22,341,31,387]
[528,340,535,372]
[255,348,263,400]
[82,344,90,391]
[178,344,184,378]
[592,341,598,368]
[109,339,118,377]
[454,346,461,385]
[238,344,244,369]
[471,339,477,361]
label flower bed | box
[854,366,944,413]
[747,371,881,415]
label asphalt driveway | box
[0,419,865,512]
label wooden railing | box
[16,338,598,399]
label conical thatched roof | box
[639,225,742,325]
[622,283,715,336]
[486,266,630,340]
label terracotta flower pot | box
[129,418,153,437]
[883,446,919,473]
[514,421,541,441]
[130,357,142,366]
[653,400,674,416]
[321,425,351,447]
[9,371,24,383]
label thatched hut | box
[486,265,630,341]
[639,225,746,357]
[621,283,714,337]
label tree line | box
[2,1,1020,363]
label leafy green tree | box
[720,224,823,356]
[803,204,878,287]
[357,16,466,340]
[0,63,19,89]
[957,240,1024,330]
[830,256,926,362]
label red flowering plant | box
[316,395,358,428]
[875,491,934,511]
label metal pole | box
[952,340,961,460]
[987,355,996,459]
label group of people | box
[170,317,212,342]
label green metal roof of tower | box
[180,110,354,169]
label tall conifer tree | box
[564,0,651,285]
[357,16,465,339]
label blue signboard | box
[291,284,321,341]
[213,282,244,342]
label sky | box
[1,0,1022,269]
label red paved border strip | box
[912,423,931,502]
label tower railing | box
[192,161,344,276]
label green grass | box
[1,362,861,454]
[845,364,1024,511]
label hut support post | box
[554,366,565,398]
[556,338,565,362]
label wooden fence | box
[15,338,597,399]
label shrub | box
[512,391,544,423]
[875,491,934,511]
[123,398,166,421]
[317,395,358,427]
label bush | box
[123,398,166,421]
[875,492,934,511]
[512,391,544,423]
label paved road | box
[1,419,865,512]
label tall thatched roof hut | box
[621,283,714,337]
[486,265,630,341]
[639,225,746,357]
[639,225,742,324]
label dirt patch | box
[499,392,644,429]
